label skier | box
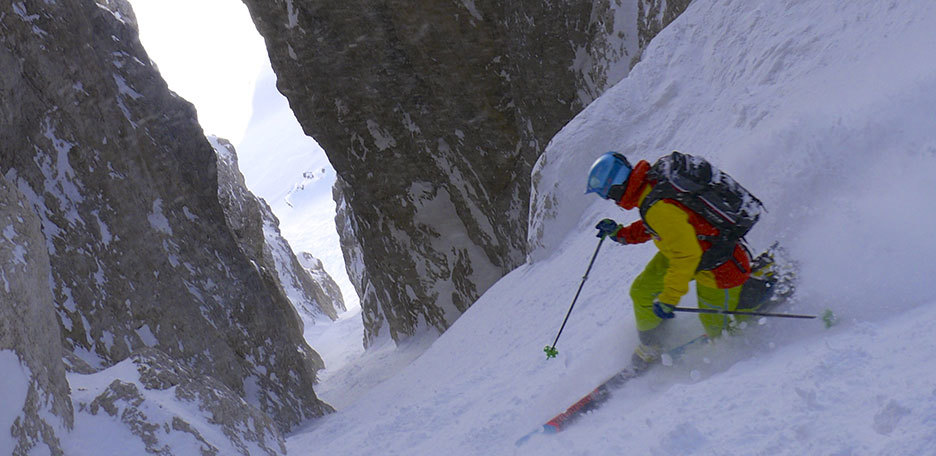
[585,151,772,369]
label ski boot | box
[738,242,798,313]
[630,325,667,372]
[631,343,663,372]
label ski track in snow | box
[287,0,936,454]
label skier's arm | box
[644,202,702,305]
[617,220,653,244]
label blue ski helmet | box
[586,152,632,199]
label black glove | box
[595,218,622,240]
[652,299,676,319]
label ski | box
[515,242,804,446]
[515,334,709,446]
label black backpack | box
[639,151,764,271]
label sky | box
[130,0,268,145]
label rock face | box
[638,0,693,49]
[213,136,344,325]
[0,0,330,433]
[298,252,347,314]
[0,174,72,456]
[71,348,287,456]
[242,0,692,346]
[332,177,377,339]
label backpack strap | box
[639,183,741,272]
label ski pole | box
[544,236,606,359]
[669,306,816,319]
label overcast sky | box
[130,0,268,144]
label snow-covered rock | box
[69,348,286,456]
[284,168,327,208]
[212,136,343,326]
[298,252,347,314]
[0,174,72,455]
[332,177,387,347]
[241,0,691,346]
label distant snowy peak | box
[284,167,327,208]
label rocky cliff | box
[298,252,347,315]
[242,0,691,346]
[0,0,330,439]
[0,174,71,455]
[213,136,344,325]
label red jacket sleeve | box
[616,220,653,244]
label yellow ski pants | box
[631,252,743,338]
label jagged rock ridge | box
[298,252,347,314]
[242,0,691,346]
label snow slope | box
[288,0,936,454]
